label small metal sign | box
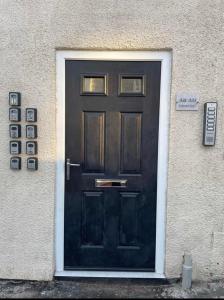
[176,93,199,111]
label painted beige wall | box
[0,0,224,281]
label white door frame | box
[55,50,171,278]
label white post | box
[182,253,192,289]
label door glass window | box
[119,75,145,96]
[81,75,107,95]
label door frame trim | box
[55,50,171,278]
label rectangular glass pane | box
[119,75,145,96]
[83,77,105,94]
[121,78,142,93]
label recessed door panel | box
[65,60,161,271]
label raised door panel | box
[119,192,140,248]
[120,112,142,174]
[82,112,105,173]
[81,191,104,247]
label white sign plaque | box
[176,93,199,111]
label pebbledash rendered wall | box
[1,0,224,281]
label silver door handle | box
[66,158,81,180]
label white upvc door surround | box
[55,50,171,278]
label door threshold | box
[55,271,165,279]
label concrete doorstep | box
[0,279,224,298]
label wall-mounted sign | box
[176,93,199,111]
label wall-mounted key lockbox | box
[9,124,21,138]
[9,108,21,122]
[9,92,21,106]
[26,108,37,122]
[26,141,37,155]
[203,102,217,146]
[26,125,37,139]
[27,157,38,170]
[10,141,21,155]
[10,157,21,170]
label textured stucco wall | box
[1,0,224,281]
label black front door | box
[64,60,161,271]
